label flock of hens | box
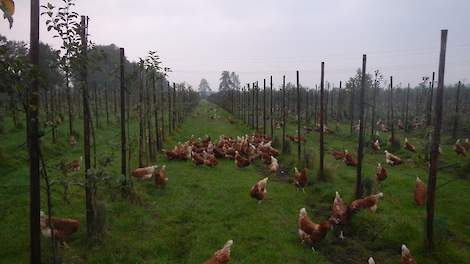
[39,114,470,264]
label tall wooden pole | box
[270,76,273,139]
[119,48,127,181]
[427,29,448,251]
[29,0,41,262]
[427,72,436,127]
[452,81,462,139]
[167,81,171,135]
[81,15,94,238]
[405,83,410,132]
[296,71,301,161]
[138,64,144,167]
[153,73,160,151]
[173,83,177,130]
[371,71,378,139]
[356,55,367,198]
[263,79,267,135]
[350,84,355,135]
[390,76,395,145]
[319,62,325,180]
[256,82,259,132]
[282,76,286,153]
[252,83,255,129]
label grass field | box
[0,100,469,263]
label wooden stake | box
[119,48,127,180]
[81,15,94,238]
[270,76,273,139]
[29,0,41,261]
[452,81,461,139]
[296,71,301,161]
[319,62,325,180]
[427,29,448,251]
[282,76,287,152]
[356,55,367,198]
[263,79,266,135]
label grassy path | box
[1,100,469,263]
[0,100,326,263]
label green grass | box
[0,100,469,263]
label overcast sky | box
[1,0,469,90]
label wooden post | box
[160,78,165,142]
[119,48,127,180]
[105,82,110,125]
[153,73,160,151]
[314,85,318,125]
[337,82,342,125]
[319,62,325,180]
[270,76,273,139]
[29,0,41,261]
[167,81,171,135]
[282,76,287,153]
[113,84,117,119]
[427,72,436,126]
[356,55,367,198]
[296,71,301,161]
[305,88,309,127]
[256,82,259,132]
[405,83,410,132]
[173,83,177,130]
[93,82,99,129]
[350,83,355,135]
[252,83,255,129]
[371,71,378,139]
[452,81,462,139]
[390,76,395,145]
[138,64,145,167]
[263,79,266,135]
[427,29,448,251]
[80,15,94,238]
